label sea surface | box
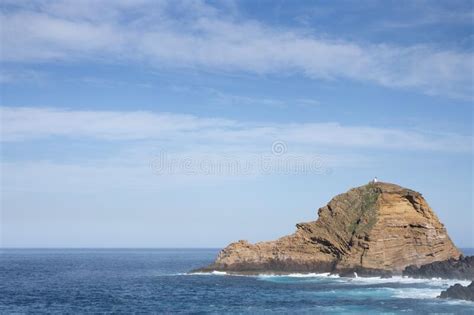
[1,248,473,314]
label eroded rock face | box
[199,182,461,274]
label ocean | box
[1,248,473,314]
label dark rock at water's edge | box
[337,267,393,278]
[192,258,336,275]
[403,256,474,280]
[192,264,393,278]
[438,281,474,301]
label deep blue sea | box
[1,248,473,314]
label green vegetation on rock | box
[348,185,380,235]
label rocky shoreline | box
[194,256,474,303]
[438,281,474,301]
[194,256,474,280]
[403,256,474,302]
[403,256,474,281]
[193,260,396,278]
[193,256,474,302]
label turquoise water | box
[0,249,473,313]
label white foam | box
[255,273,471,286]
[390,286,474,302]
[211,270,227,275]
[389,288,443,299]
[185,271,471,289]
[187,271,229,276]
[347,276,471,287]
[257,272,340,279]
[441,298,474,305]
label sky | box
[0,0,473,248]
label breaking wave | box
[187,271,471,286]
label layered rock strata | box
[197,182,461,275]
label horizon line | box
[2,247,474,250]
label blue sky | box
[0,0,473,248]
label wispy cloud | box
[1,0,472,99]
[1,106,471,153]
[208,90,318,109]
[0,106,237,141]
[0,69,47,84]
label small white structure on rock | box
[372,177,378,183]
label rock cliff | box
[198,182,461,274]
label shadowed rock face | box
[404,256,474,280]
[438,282,474,301]
[198,182,461,274]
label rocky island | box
[196,182,462,276]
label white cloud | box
[0,0,472,99]
[0,107,237,141]
[1,106,471,153]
